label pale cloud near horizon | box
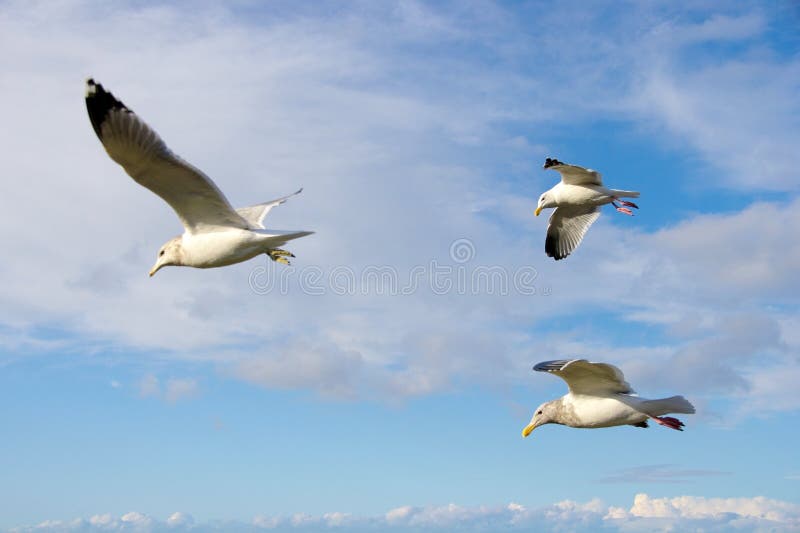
[0,0,797,416]
[137,374,199,403]
[9,493,800,532]
[598,464,731,484]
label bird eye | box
[537,410,543,415]
[159,250,165,257]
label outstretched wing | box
[85,79,249,233]
[236,188,303,230]
[545,205,601,260]
[534,359,634,395]
[546,160,604,186]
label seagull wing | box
[85,79,249,233]
[545,205,600,260]
[236,188,303,230]
[551,162,604,186]
[534,359,634,395]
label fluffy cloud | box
[10,494,800,532]
[0,0,797,417]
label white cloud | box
[137,374,199,403]
[164,378,199,403]
[138,374,160,399]
[0,1,797,420]
[628,493,800,522]
[599,465,731,484]
[166,512,194,528]
[11,494,800,532]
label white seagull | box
[535,158,639,260]
[522,359,695,437]
[85,78,313,277]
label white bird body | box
[85,78,312,276]
[179,228,312,269]
[535,158,640,260]
[563,394,647,428]
[546,183,618,206]
[560,393,690,428]
[523,359,695,436]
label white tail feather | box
[640,395,695,416]
[609,189,640,198]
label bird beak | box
[522,422,536,438]
[149,263,162,277]
[535,207,542,217]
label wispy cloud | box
[137,374,199,403]
[0,1,797,417]
[598,464,731,484]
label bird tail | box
[609,189,640,198]
[640,396,695,416]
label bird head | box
[522,401,556,437]
[535,192,554,217]
[150,237,183,277]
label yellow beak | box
[522,423,536,438]
[535,207,542,217]
[149,264,161,277]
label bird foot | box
[269,249,295,258]
[615,199,639,209]
[650,416,685,431]
[267,249,294,265]
[612,201,634,216]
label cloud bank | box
[0,1,797,414]
[10,494,800,532]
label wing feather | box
[85,79,248,233]
[549,162,604,186]
[534,359,634,395]
[545,205,600,260]
[236,188,303,230]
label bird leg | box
[611,201,634,216]
[267,249,295,265]
[269,249,295,258]
[616,199,639,209]
[611,197,638,216]
[650,416,685,431]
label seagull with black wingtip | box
[522,359,695,437]
[535,158,640,260]
[85,78,313,277]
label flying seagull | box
[535,158,639,260]
[522,359,694,437]
[85,78,313,276]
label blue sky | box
[1,0,799,531]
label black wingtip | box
[544,234,568,260]
[543,157,563,169]
[533,360,573,372]
[85,78,130,140]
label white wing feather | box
[236,188,303,230]
[534,359,634,395]
[545,206,601,260]
[85,79,249,233]
[553,163,604,186]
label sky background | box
[1,0,799,531]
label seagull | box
[522,359,695,437]
[85,78,313,276]
[535,158,640,260]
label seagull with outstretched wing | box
[534,158,640,260]
[522,359,695,437]
[85,78,312,276]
